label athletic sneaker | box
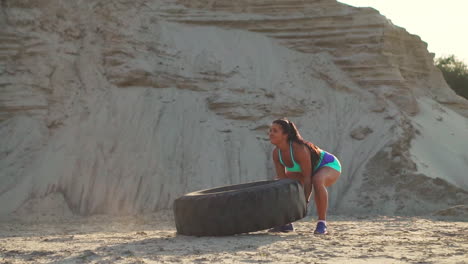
[314,222,328,235]
[268,223,294,233]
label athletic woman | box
[268,118,341,234]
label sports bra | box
[278,141,302,172]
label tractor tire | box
[173,179,307,236]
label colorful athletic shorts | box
[313,150,342,173]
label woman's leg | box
[312,167,340,220]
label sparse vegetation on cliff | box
[435,55,468,100]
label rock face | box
[1,0,467,217]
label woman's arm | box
[272,148,286,179]
[294,143,313,203]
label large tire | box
[173,179,307,236]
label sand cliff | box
[1,0,467,218]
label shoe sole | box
[314,230,328,235]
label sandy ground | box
[0,212,467,264]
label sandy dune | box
[1,212,467,264]
[2,0,468,219]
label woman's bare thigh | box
[312,167,340,187]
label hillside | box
[1,0,467,218]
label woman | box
[268,118,341,235]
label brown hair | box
[272,118,321,172]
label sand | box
[1,211,467,264]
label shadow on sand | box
[43,231,299,263]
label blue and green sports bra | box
[278,141,302,172]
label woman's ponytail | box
[287,120,301,143]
